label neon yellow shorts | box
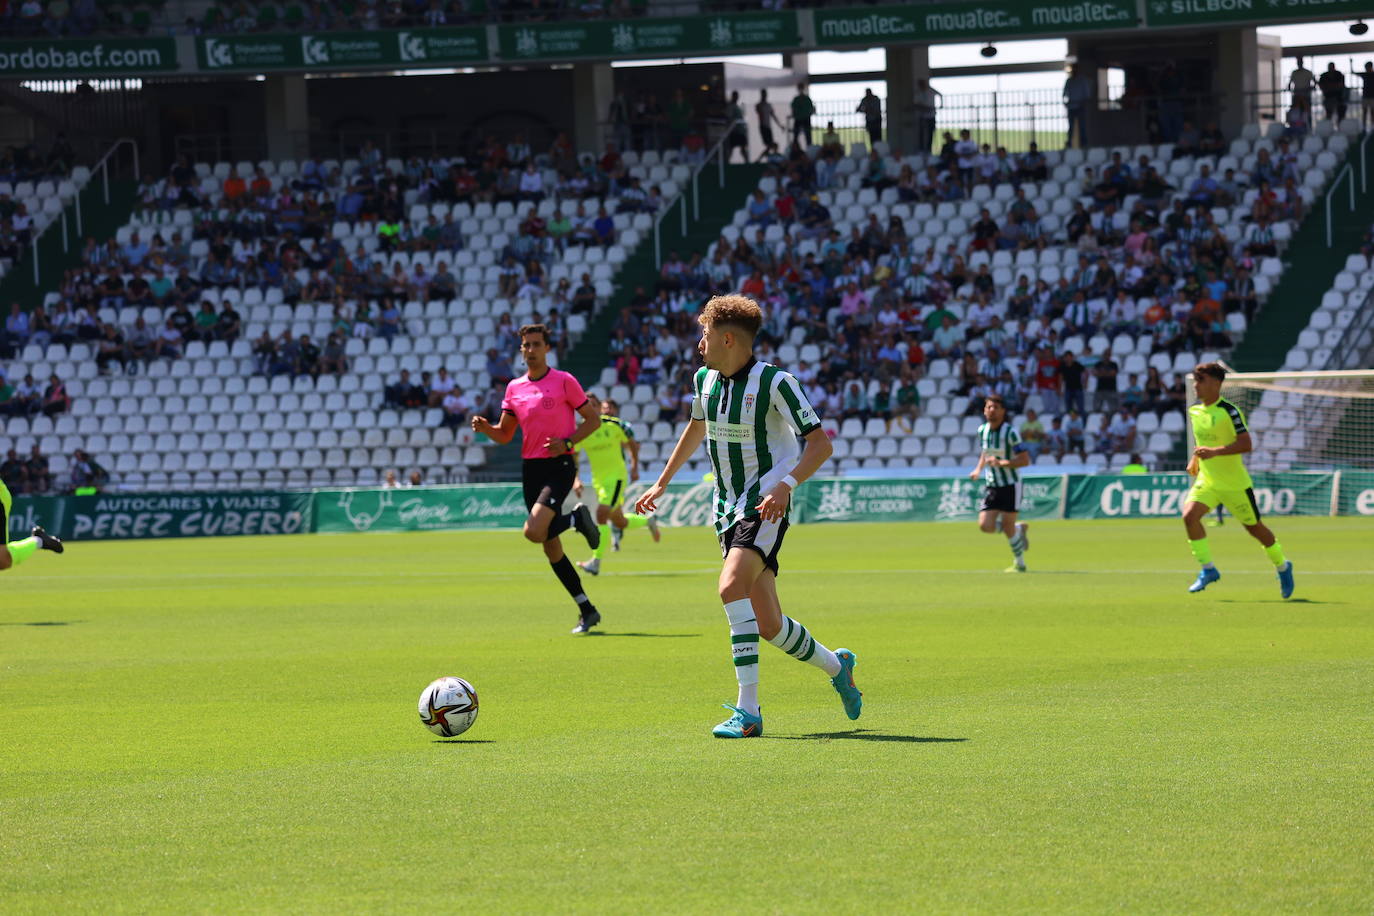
[595,477,627,511]
[1186,479,1259,526]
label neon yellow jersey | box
[1189,397,1253,490]
[578,415,633,483]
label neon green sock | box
[1188,538,1212,566]
[1264,542,1287,568]
[622,514,649,529]
[594,525,611,559]
[7,537,39,566]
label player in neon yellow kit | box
[0,480,64,572]
[1183,362,1294,598]
[573,394,660,576]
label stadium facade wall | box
[9,472,1372,542]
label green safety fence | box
[8,472,1370,542]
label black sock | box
[547,511,573,539]
[550,556,590,606]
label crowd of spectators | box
[603,129,1293,461]
[0,0,644,38]
[0,444,53,493]
[0,368,70,418]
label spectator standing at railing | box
[1318,63,1347,125]
[914,79,940,153]
[725,91,749,163]
[1288,57,1315,110]
[755,89,783,156]
[857,88,883,146]
[1063,64,1093,149]
[790,84,815,148]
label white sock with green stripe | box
[768,616,842,678]
[724,598,760,716]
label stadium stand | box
[595,117,1361,478]
[0,143,691,491]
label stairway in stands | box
[478,163,767,480]
[1230,142,1373,372]
[0,178,138,310]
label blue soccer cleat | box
[1277,562,1295,599]
[711,704,763,738]
[831,649,863,720]
[1188,567,1221,593]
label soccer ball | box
[418,676,479,738]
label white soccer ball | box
[418,676,479,738]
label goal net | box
[1192,367,1374,473]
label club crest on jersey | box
[744,394,755,412]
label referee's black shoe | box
[572,503,600,551]
[571,604,601,635]
[32,526,64,553]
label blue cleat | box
[712,704,763,738]
[1277,562,1295,599]
[831,649,863,720]
[1188,567,1221,593]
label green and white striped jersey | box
[977,421,1024,487]
[692,359,822,535]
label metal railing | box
[806,90,1227,155]
[1324,162,1356,248]
[27,137,139,286]
[653,118,740,269]
[1326,283,1374,371]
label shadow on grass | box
[1216,598,1331,605]
[585,632,702,638]
[766,730,968,744]
[0,620,76,626]
[433,739,497,744]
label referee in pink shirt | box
[472,323,606,634]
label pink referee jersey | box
[502,368,588,459]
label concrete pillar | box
[885,45,930,155]
[572,62,614,155]
[1216,27,1260,136]
[264,74,308,163]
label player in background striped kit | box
[970,394,1032,572]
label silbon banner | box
[1144,0,1370,27]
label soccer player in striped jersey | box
[0,480,64,572]
[1183,362,1294,597]
[572,393,660,576]
[635,295,862,739]
[969,394,1031,572]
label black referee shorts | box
[522,456,576,512]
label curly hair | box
[697,294,763,340]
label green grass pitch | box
[3,517,1372,912]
